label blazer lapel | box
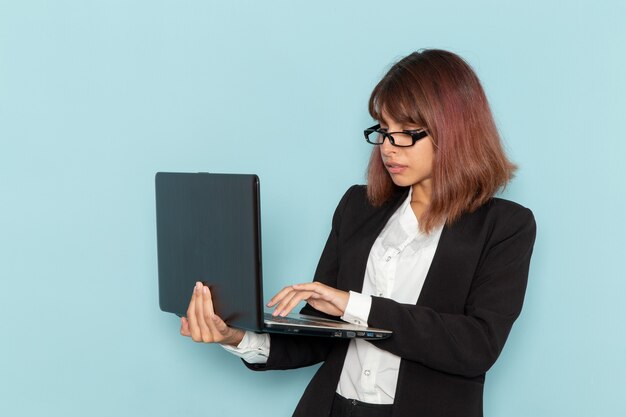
[343,188,409,293]
[416,210,483,312]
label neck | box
[411,180,432,205]
[410,181,432,219]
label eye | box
[403,127,426,134]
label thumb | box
[212,315,244,346]
[211,314,230,335]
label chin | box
[389,176,414,187]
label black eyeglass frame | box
[363,124,429,147]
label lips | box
[385,161,408,174]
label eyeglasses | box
[363,124,429,147]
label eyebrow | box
[378,122,424,132]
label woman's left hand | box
[267,282,349,318]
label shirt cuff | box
[340,291,372,326]
[220,331,270,364]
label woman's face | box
[379,114,435,190]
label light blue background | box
[1,1,624,416]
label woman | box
[180,49,536,417]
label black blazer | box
[246,185,536,417]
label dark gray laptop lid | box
[155,172,264,331]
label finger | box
[202,285,217,317]
[267,286,291,307]
[269,286,296,314]
[281,290,315,316]
[272,289,299,316]
[292,283,348,315]
[180,317,191,337]
[187,284,201,341]
[275,290,314,317]
[267,285,300,307]
[202,286,222,341]
[195,284,213,343]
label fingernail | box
[202,286,207,294]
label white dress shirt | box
[221,188,443,404]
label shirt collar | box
[380,187,444,253]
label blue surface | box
[1,1,624,416]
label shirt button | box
[378,293,383,296]
[385,256,391,262]
[364,370,371,376]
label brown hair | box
[367,49,516,233]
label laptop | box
[155,172,392,340]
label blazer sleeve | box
[245,186,357,371]
[367,205,536,378]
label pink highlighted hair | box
[367,49,516,233]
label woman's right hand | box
[180,281,245,347]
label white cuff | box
[220,331,270,364]
[340,291,372,326]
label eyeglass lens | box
[366,131,415,146]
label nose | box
[379,136,396,156]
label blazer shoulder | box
[343,184,367,201]
[471,197,536,243]
[335,184,368,212]
[482,197,535,224]
[337,184,408,212]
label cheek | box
[407,149,428,165]
[410,142,435,166]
